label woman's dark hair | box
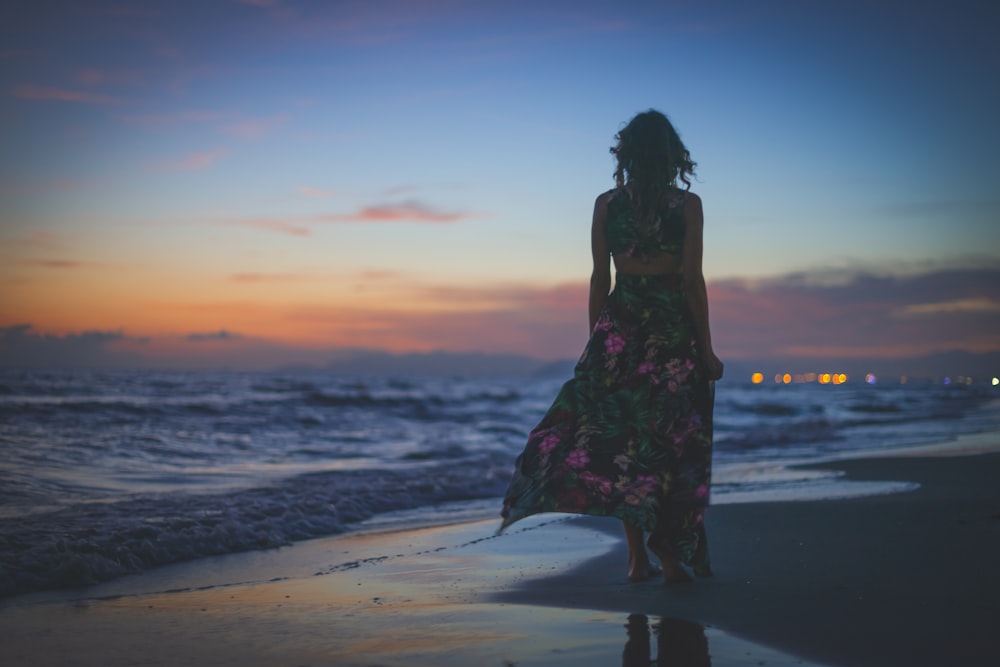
[611,109,696,225]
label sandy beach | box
[2,449,998,667]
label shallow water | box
[2,368,998,596]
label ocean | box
[2,368,998,597]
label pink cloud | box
[296,186,332,199]
[12,85,122,105]
[158,148,227,171]
[223,114,288,139]
[319,201,471,224]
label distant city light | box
[782,373,792,384]
[774,373,782,384]
[865,373,877,385]
[819,373,831,385]
[943,377,951,385]
[993,377,999,386]
[751,372,764,384]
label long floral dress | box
[499,189,713,575]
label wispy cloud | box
[12,84,122,105]
[158,148,227,172]
[223,218,311,237]
[296,186,332,199]
[223,114,288,139]
[21,259,119,270]
[896,298,1000,316]
[318,200,472,224]
[187,329,243,342]
[75,68,145,87]
[219,199,476,236]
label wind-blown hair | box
[611,109,696,226]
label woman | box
[499,110,723,584]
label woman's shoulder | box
[596,187,624,205]
[594,187,625,216]
[680,189,702,206]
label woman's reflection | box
[623,613,710,666]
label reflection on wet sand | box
[623,613,710,667]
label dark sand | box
[1,450,997,666]
[499,452,1000,666]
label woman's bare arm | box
[589,193,613,332]
[681,193,724,380]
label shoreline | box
[2,449,999,666]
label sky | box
[1,0,998,374]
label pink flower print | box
[624,493,642,506]
[638,361,655,375]
[695,484,709,499]
[636,474,659,490]
[604,333,626,356]
[538,433,560,454]
[613,454,631,471]
[579,472,612,497]
[593,314,612,332]
[565,448,590,469]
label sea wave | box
[0,462,510,598]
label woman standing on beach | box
[500,110,723,583]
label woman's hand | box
[702,351,724,381]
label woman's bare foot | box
[649,547,693,584]
[660,557,693,584]
[627,560,663,582]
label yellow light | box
[782,373,792,384]
[819,373,831,384]
[838,373,848,384]
[751,372,764,384]
[832,374,841,385]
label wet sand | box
[2,451,998,666]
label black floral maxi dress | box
[499,187,713,575]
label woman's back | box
[603,187,689,276]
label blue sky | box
[1,0,998,371]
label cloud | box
[223,218,311,237]
[12,85,122,105]
[895,298,1000,316]
[708,266,1000,360]
[186,329,243,342]
[0,324,144,369]
[219,199,476,236]
[223,114,288,139]
[296,186,332,199]
[318,200,473,224]
[158,148,227,171]
[20,259,118,269]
